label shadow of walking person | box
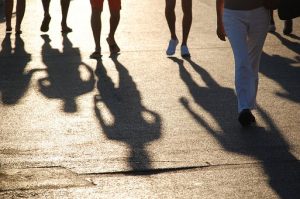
[38,34,95,113]
[170,57,238,137]
[170,57,300,198]
[94,56,161,173]
[261,33,300,104]
[0,33,35,105]
[270,32,300,55]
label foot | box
[90,50,102,59]
[61,25,72,33]
[41,14,51,32]
[166,39,178,56]
[15,30,22,35]
[181,45,191,58]
[6,26,12,33]
[238,109,256,127]
[106,37,120,54]
[283,20,293,35]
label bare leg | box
[42,0,50,16]
[165,0,177,40]
[91,9,102,53]
[61,0,72,32]
[106,8,120,54]
[41,0,51,32]
[5,0,13,31]
[182,0,192,46]
[108,9,120,44]
[16,0,26,33]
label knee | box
[91,10,101,18]
[182,7,192,17]
[165,0,175,12]
[110,10,120,19]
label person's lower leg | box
[108,10,120,43]
[91,11,101,52]
[5,0,13,30]
[182,0,192,46]
[42,0,50,16]
[16,0,26,31]
[61,0,70,28]
[165,0,177,40]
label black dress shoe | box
[238,109,256,127]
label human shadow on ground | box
[39,34,95,112]
[94,56,161,172]
[287,34,300,41]
[261,33,300,104]
[271,32,300,55]
[0,33,36,105]
[170,57,300,199]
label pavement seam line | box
[78,159,300,177]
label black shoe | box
[238,109,256,127]
[283,20,293,35]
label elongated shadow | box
[261,34,300,104]
[170,57,300,198]
[270,32,300,55]
[39,34,95,112]
[94,56,161,172]
[0,33,35,105]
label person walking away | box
[216,0,270,126]
[5,0,26,34]
[90,0,121,59]
[165,0,192,57]
[40,0,72,33]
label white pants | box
[223,7,269,113]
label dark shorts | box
[90,0,121,11]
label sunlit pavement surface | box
[0,0,300,198]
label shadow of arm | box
[180,97,223,140]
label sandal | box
[90,51,102,59]
[61,26,73,33]
[16,30,22,35]
[106,38,120,54]
[6,27,12,33]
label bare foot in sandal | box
[90,50,102,59]
[106,37,120,54]
[61,23,72,33]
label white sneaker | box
[166,39,179,56]
[181,45,190,58]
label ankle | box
[15,25,21,31]
[108,34,115,40]
[95,47,101,52]
[171,36,178,41]
[61,22,68,27]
